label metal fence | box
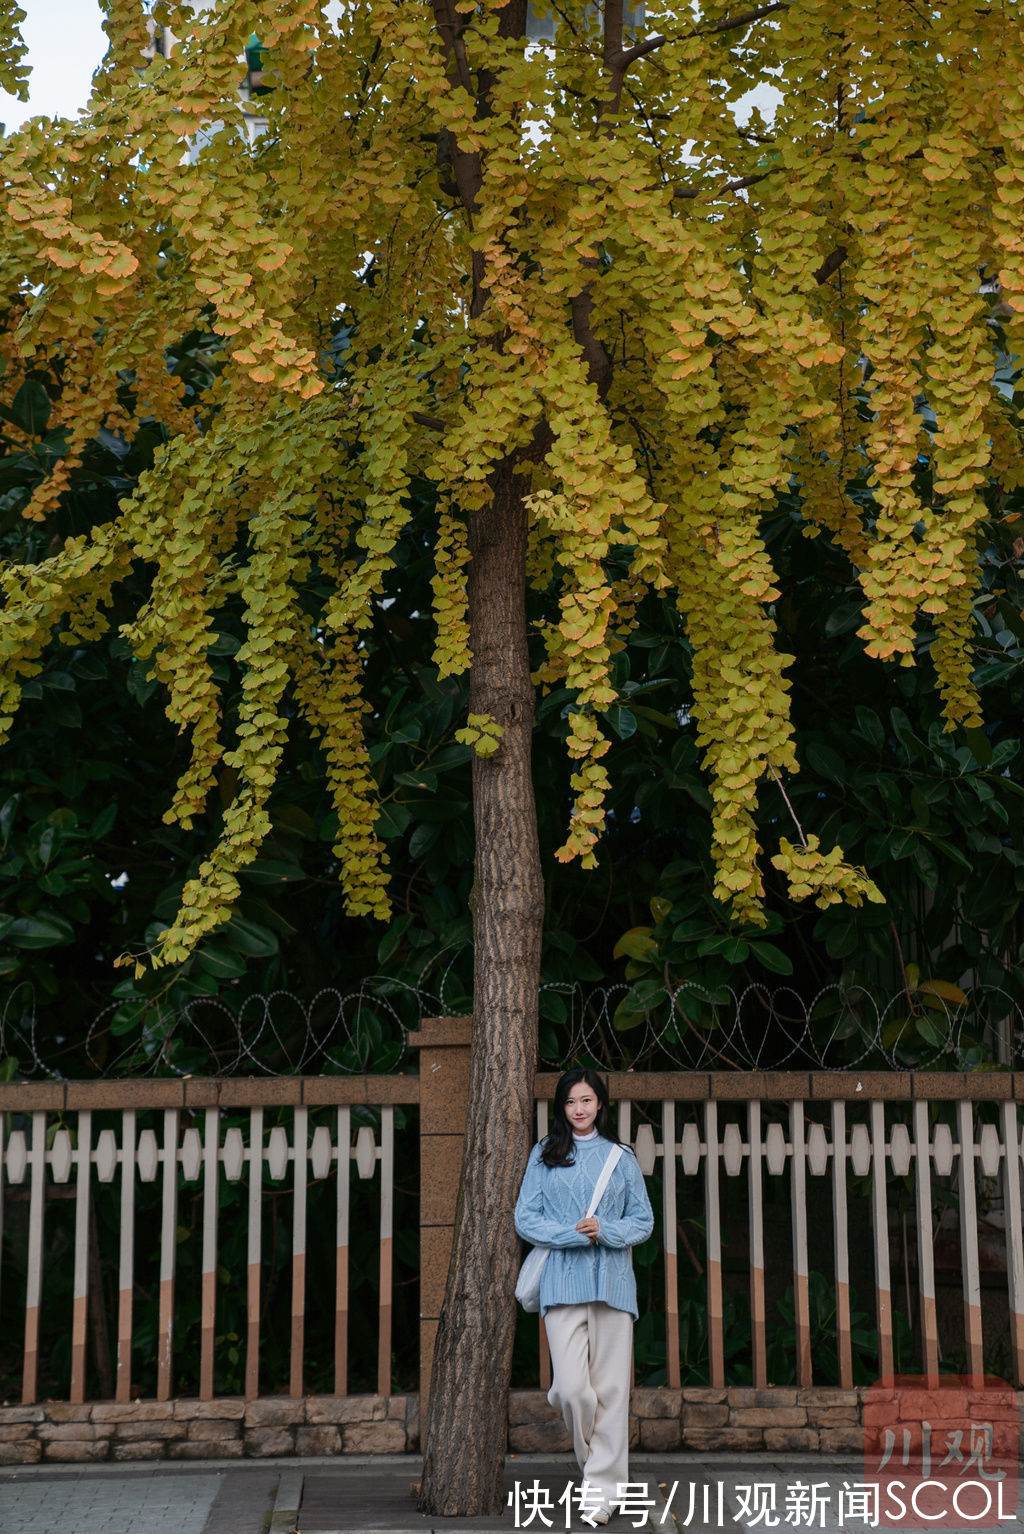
[539,1074,1024,1393]
[0,1077,416,1406]
[1,1068,1022,1407]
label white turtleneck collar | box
[572,1128,599,1141]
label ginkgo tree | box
[1,0,1023,1512]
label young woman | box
[514,1068,654,1526]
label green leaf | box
[914,1013,947,1048]
[375,802,412,838]
[394,770,438,791]
[890,708,921,760]
[96,427,130,459]
[540,990,568,1024]
[990,739,1021,771]
[696,934,749,963]
[612,998,646,1031]
[805,741,845,780]
[378,913,413,964]
[963,728,993,767]
[5,912,74,948]
[428,743,472,771]
[823,921,859,959]
[206,630,240,656]
[239,857,305,885]
[571,951,605,981]
[972,658,1016,688]
[11,380,51,435]
[613,926,657,961]
[110,1000,149,1036]
[929,837,974,874]
[409,822,439,859]
[824,601,863,638]
[854,706,885,751]
[223,914,279,957]
[91,803,118,839]
[71,651,108,681]
[126,665,158,704]
[912,843,938,890]
[48,696,82,729]
[0,794,18,841]
[890,828,916,860]
[605,706,637,740]
[196,941,247,979]
[747,941,793,975]
[31,823,57,868]
[671,919,717,944]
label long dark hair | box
[541,1067,621,1167]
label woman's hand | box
[576,1217,600,1245]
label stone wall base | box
[6,1385,1007,1464]
[510,1386,866,1456]
[0,1395,417,1465]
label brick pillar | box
[407,1015,472,1432]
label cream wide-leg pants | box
[544,1301,634,1514]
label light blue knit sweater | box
[514,1134,654,1319]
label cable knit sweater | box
[514,1133,654,1319]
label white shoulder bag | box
[515,1143,624,1312]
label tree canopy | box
[3,0,1021,970]
[3,433,1022,1078]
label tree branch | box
[813,245,849,285]
[673,169,776,201]
[615,1,789,72]
[412,410,448,433]
[571,285,614,397]
[692,0,789,40]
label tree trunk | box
[418,466,544,1516]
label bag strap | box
[585,1144,624,1217]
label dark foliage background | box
[2,337,1022,1081]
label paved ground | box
[0,1455,1020,1534]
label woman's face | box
[564,1082,600,1136]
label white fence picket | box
[748,1099,767,1388]
[662,1101,680,1389]
[870,1101,893,1379]
[1001,1099,1024,1384]
[831,1101,852,1388]
[116,1109,137,1403]
[290,1106,308,1398]
[912,1099,939,1380]
[335,1105,351,1396]
[790,1101,811,1386]
[245,1105,264,1399]
[156,1108,179,1401]
[957,1099,984,1377]
[70,1109,92,1403]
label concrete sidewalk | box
[0,1454,1019,1534]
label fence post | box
[407,1015,472,1433]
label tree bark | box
[418,465,544,1515]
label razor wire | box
[1,972,1021,1080]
